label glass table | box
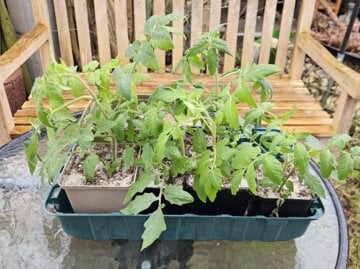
[0,133,348,269]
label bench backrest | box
[52,0,309,74]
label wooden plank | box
[289,0,316,80]
[223,0,240,72]
[153,0,166,72]
[134,0,146,40]
[275,0,296,71]
[31,0,53,70]
[241,0,258,67]
[0,24,48,82]
[74,0,92,68]
[172,0,184,72]
[114,0,129,65]
[191,0,203,74]
[53,0,74,66]
[0,83,13,143]
[258,0,277,64]
[209,0,222,30]
[332,91,358,133]
[10,126,33,138]
[297,32,360,99]
[94,0,111,66]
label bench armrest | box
[297,32,360,99]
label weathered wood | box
[0,0,33,94]
[153,0,166,72]
[297,32,360,99]
[94,0,111,66]
[114,0,129,65]
[241,0,258,67]
[0,81,14,142]
[172,0,184,72]
[191,0,203,74]
[54,0,74,66]
[134,0,146,40]
[209,0,222,31]
[74,0,92,68]
[0,115,11,146]
[258,0,277,64]
[223,0,240,72]
[332,91,358,133]
[289,0,316,80]
[0,24,48,83]
[275,0,296,71]
[31,0,53,71]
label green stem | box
[278,166,296,193]
[50,95,93,117]
[111,135,117,161]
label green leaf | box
[305,135,321,150]
[233,81,257,108]
[319,149,335,178]
[232,143,260,170]
[187,38,208,56]
[25,132,39,175]
[338,152,354,181]
[193,128,208,153]
[224,96,240,129]
[68,77,83,97]
[328,134,351,150]
[164,185,194,205]
[231,169,243,195]
[123,147,135,170]
[216,138,237,161]
[294,142,310,175]
[84,153,99,182]
[141,209,166,250]
[183,61,192,82]
[124,170,155,203]
[208,168,222,190]
[113,69,132,100]
[83,60,99,72]
[207,48,218,75]
[246,164,257,195]
[121,193,158,215]
[150,35,173,50]
[141,143,154,168]
[244,108,265,127]
[263,154,283,185]
[188,55,205,69]
[211,37,231,55]
[96,120,117,134]
[155,130,170,163]
[171,156,195,176]
[151,86,183,102]
[303,172,326,198]
[243,64,281,82]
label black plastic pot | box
[184,183,250,216]
[137,187,186,215]
[246,194,317,217]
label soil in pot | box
[59,143,139,213]
[246,164,317,217]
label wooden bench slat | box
[94,0,111,66]
[74,0,92,68]
[209,0,222,31]
[275,0,296,71]
[53,0,73,66]
[172,0,185,72]
[190,0,203,74]
[258,0,277,64]
[241,0,259,67]
[114,0,129,65]
[153,0,166,72]
[223,0,241,72]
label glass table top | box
[0,135,341,269]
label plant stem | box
[278,166,296,193]
[111,135,117,161]
[50,95,93,118]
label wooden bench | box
[1,0,360,147]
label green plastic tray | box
[44,184,324,241]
